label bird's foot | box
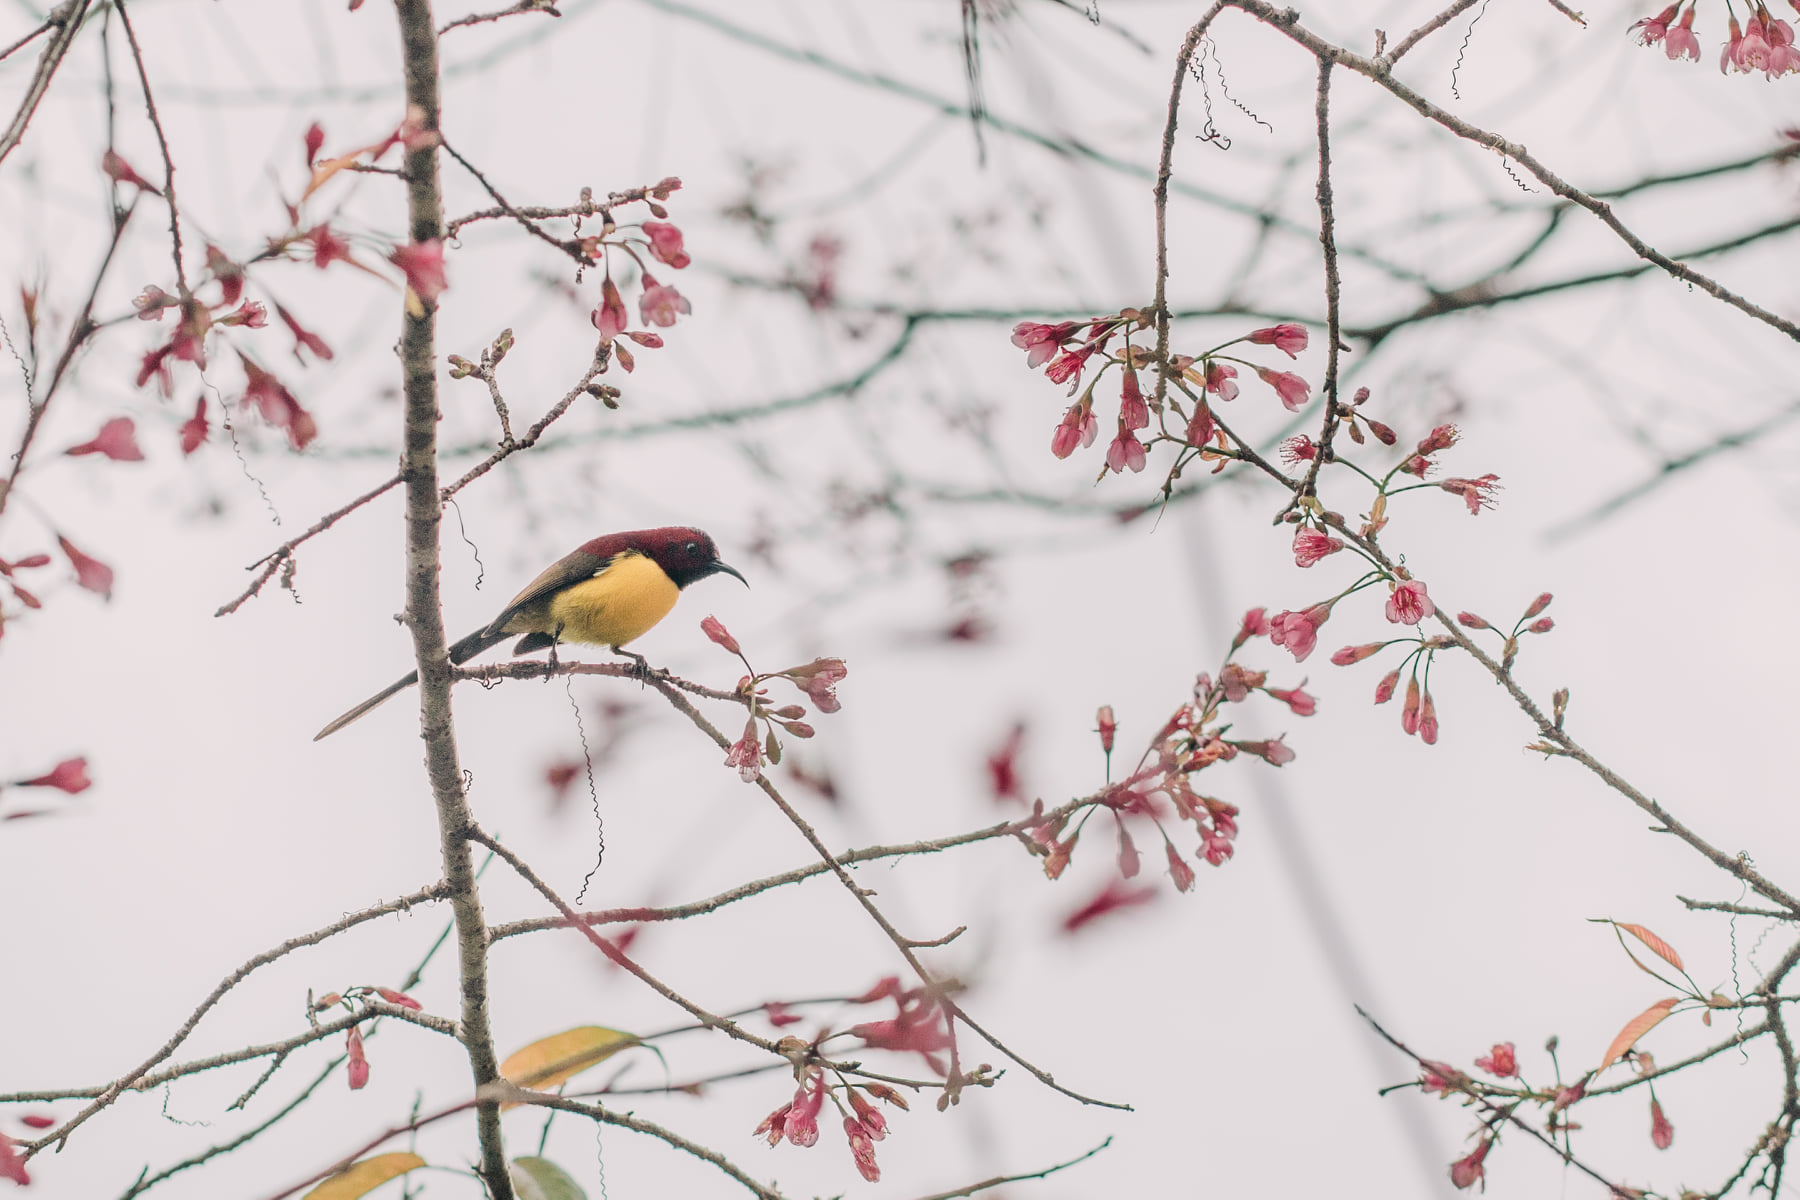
[612,647,664,684]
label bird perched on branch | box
[314,526,746,740]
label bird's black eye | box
[685,541,700,557]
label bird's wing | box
[482,546,608,635]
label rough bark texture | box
[393,1,514,1194]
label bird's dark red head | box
[580,526,748,590]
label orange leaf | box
[499,1026,636,1107]
[1615,923,1685,972]
[303,1153,425,1200]
[1598,998,1679,1073]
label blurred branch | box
[0,0,94,165]
[1545,397,1800,543]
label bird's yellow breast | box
[547,551,680,648]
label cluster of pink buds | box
[1029,641,1310,909]
[1631,2,1800,75]
[753,1068,908,1183]
[701,617,846,783]
[1014,314,1316,479]
[587,178,691,372]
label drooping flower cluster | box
[1630,2,1800,75]
[1013,314,1315,481]
[1025,626,1313,915]
[698,617,846,783]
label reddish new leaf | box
[1598,997,1680,1073]
[1614,922,1686,972]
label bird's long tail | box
[312,626,509,741]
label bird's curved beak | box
[714,561,749,587]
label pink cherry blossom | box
[278,304,334,363]
[843,1117,881,1182]
[1440,474,1502,515]
[1237,736,1295,766]
[1292,527,1344,568]
[1631,4,1678,44]
[1095,705,1116,753]
[179,396,209,455]
[18,756,91,793]
[753,1102,793,1146]
[1279,435,1316,464]
[1268,604,1331,662]
[1165,841,1196,891]
[1665,6,1701,59]
[1200,827,1235,865]
[638,273,691,327]
[1105,428,1147,474]
[1118,369,1148,430]
[59,535,114,599]
[1010,320,1077,368]
[389,239,447,302]
[66,417,144,462]
[1050,403,1099,458]
[0,1133,29,1185]
[1475,1042,1517,1077]
[1044,344,1095,393]
[1204,360,1239,401]
[1185,403,1214,447]
[592,277,628,342]
[1255,367,1310,411]
[240,355,318,450]
[1235,607,1270,645]
[640,220,691,268]
[1385,579,1434,625]
[1449,1139,1490,1190]
[101,149,159,194]
[1265,682,1317,716]
[784,1074,825,1147]
[1248,322,1308,358]
[725,717,763,782]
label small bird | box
[314,526,746,740]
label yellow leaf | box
[1598,998,1679,1073]
[303,1152,426,1200]
[1615,923,1685,972]
[499,1026,637,1105]
[302,154,363,201]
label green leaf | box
[511,1156,588,1200]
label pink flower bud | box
[1401,677,1422,734]
[1384,579,1434,625]
[1119,369,1148,430]
[1650,1098,1674,1149]
[1095,705,1116,753]
[1331,642,1383,665]
[1448,1138,1490,1190]
[1418,691,1439,745]
[1527,617,1554,634]
[1523,592,1553,619]
[180,397,209,455]
[592,277,627,342]
[700,615,740,655]
[374,987,421,1010]
[345,1026,369,1090]
[1247,322,1308,358]
[1254,367,1311,411]
[1415,423,1459,456]
[1374,669,1400,704]
[1456,612,1489,629]
[1153,839,1192,892]
[640,220,691,269]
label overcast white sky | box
[3,1,1799,1197]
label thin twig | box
[113,0,186,295]
[903,1138,1111,1200]
[216,474,402,616]
[438,0,559,35]
[0,0,95,166]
